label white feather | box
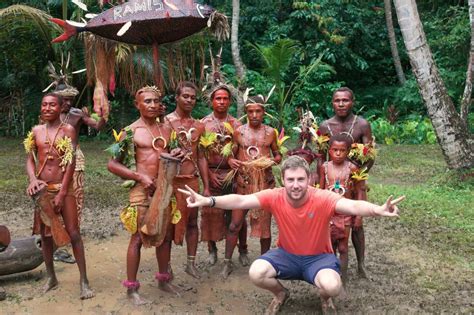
[85,13,98,19]
[42,82,55,93]
[72,0,88,12]
[242,88,253,104]
[265,85,276,103]
[72,68,87,74]
[117,21,132,37]
[67,20,86,27]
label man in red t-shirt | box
[179,156,404,314]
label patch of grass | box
[369,144,474,264]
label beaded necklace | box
[324,160,350,196]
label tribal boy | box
[224,95,282,278]
[319,134,366,289]
[319,87,374,278]
[200,85,248,266]
[165,81,210,279]
[53,82,106,263]
[107,86,183,304]
[25,93,94,299]
[55,83,106,225]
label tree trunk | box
[231,0,246,118]
[393,0,474,169]
[385,0,406,85]
[460,0,474,123]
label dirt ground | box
[1,201,473,314]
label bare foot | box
[80,281,95,300]
[168,264,174,281]
[127,290,151,305]
[221,261,233,279]
[238,252,250,266]
[42,277,58,293]
[185,263,200,279]
[358,264,368,279]
[206,251,217,266]
[264,288,289,315]
[158,281,182,297]
[321,297,336,315]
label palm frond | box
[0,5,61,51]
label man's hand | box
[27,179,47,196]
[53,191,66,213]
[209,171,222,189]
[228,157,242,170]
[178,185,210,208]
[170,148,185,160]
[375,195,405,217]
[138,173,156,195]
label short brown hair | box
[210,85,232,100]
[329,134,352,149]
[176,81,197,96]
[281,155,310,178]
[43,93,63,105]
[332,87,354,101]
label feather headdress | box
[43,53,81,97]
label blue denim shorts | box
[259,247,340,285]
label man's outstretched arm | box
[178,185,261,210]
[335,195,405,217]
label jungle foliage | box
[0,0,471,145]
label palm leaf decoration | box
[351,168,369,182]
[169,130,179,150]
[199,131,218,149]
[222,169,238,188]
[223,122,234,135]
[221,142,233,157]
[274,128,290,155]
[56,136,74,169]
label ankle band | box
[155,272,172,282]
[122,280,140,289]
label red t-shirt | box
[256,187,341,255]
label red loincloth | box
[200,168,234,242]
[172,176,200,246]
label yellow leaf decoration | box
[120,205,138,234]
[223,122,234,135]
[199,131,218,149]
[171,198,181,224]
[169,130,179,150]
[351,168,369,182]
[274,128,290,155]
[23,131,36,154]
[55,136,74,169]
[113,129,123,142]
[221,142,233,157]
[317,134,330,152]
[348,142,377,164]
